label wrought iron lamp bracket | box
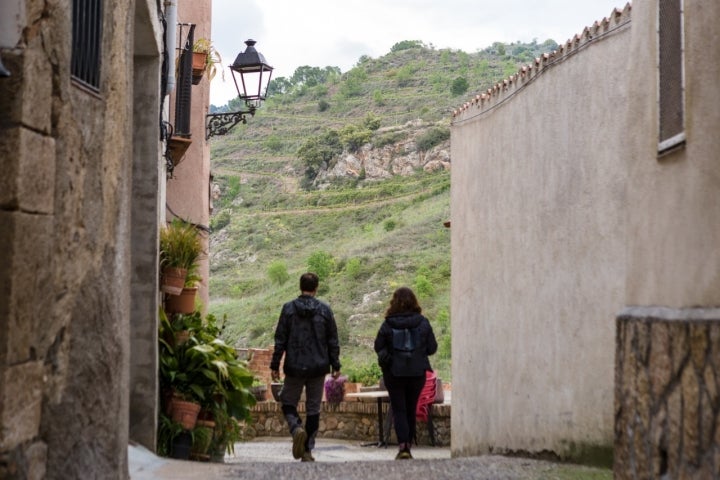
[205,106,256,140]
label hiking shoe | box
[301,451,315,462]
[395,449,413,460]
[292,428,307,459]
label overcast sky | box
[206,0,627,106]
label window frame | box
[656,0,686,156]
[71,0,103,92]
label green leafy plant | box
[157,413,185,457]
[192,38,223,81]
[158,309,256,459]
[416,127,450,151]
[160,219,203,271]
[344,361,383,386]
[267,260,290,285]
[307,250,335,281]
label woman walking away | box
[374,287,437,460]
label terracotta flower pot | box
[250,385,268,402]
[161,267,187,295]
[165,287,198,314]
[171,399,201,430]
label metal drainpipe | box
[164,0,177,93]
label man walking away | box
[270,272,342,462]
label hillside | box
[208,39,559,382]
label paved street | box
[130,437,612,479]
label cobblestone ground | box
[131,437,612,480]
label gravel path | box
[130,437,612,480]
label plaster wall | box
[613,1,720,476]
[450,9,631,460]
[129,0,164,452]
[624,0,720,308]
[167,0,212,309]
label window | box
[657,0,685,155]
[71,0,103,91]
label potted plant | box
[160,219,203,295]
[157,413,186,458]
[190,421,214,461]
[158,311,256,459]
[192,38,223,84]
[249,379,268,402]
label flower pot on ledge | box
[167,136,192,166]
[192,52,207,84]
[165,287,198,314]
[161,266,187,295]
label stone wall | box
[246,400,451,447]
[0,1,162,478]
[615,309,720,479]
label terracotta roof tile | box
[452,2,632,119]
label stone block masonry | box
[615,307,720,479]
[247,401,451,447]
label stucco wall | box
[449,7,631,462]
[167,0,213,309]
[624,0,720,308]
[614,0,720,477]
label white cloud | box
[209,0,626,105]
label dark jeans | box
[383,373,425,444]
[279,374,325,451]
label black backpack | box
[389,326,425,377]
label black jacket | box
[374,312,437,377]
[271,295,341,378]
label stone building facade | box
[0,0,160,476]
[0,0,210,477]
[450,0,720,475]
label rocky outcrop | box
[314,121,450,186]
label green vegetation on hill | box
[208,39,559,382]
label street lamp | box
[205,39,273,139]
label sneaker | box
[301,451,315,462]
[292,428,307,459]
[395,449,413,460]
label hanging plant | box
[192,38,223,83]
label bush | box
[451,76,469,96]
[413,274,434,298]
[339,124,372,152]
[416,127,450,151]
[372,90,385,106]
[383,219,396,232]
[267,260,290,285]
[390,40,424,52]
[297,129,343,173]
[363,112,382,131]
[344,361,383,386]
[374,131,405,148]
[210,210,231,231]
[307,251,335,281]
[344,258,361,279]
[263,135,283,153]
